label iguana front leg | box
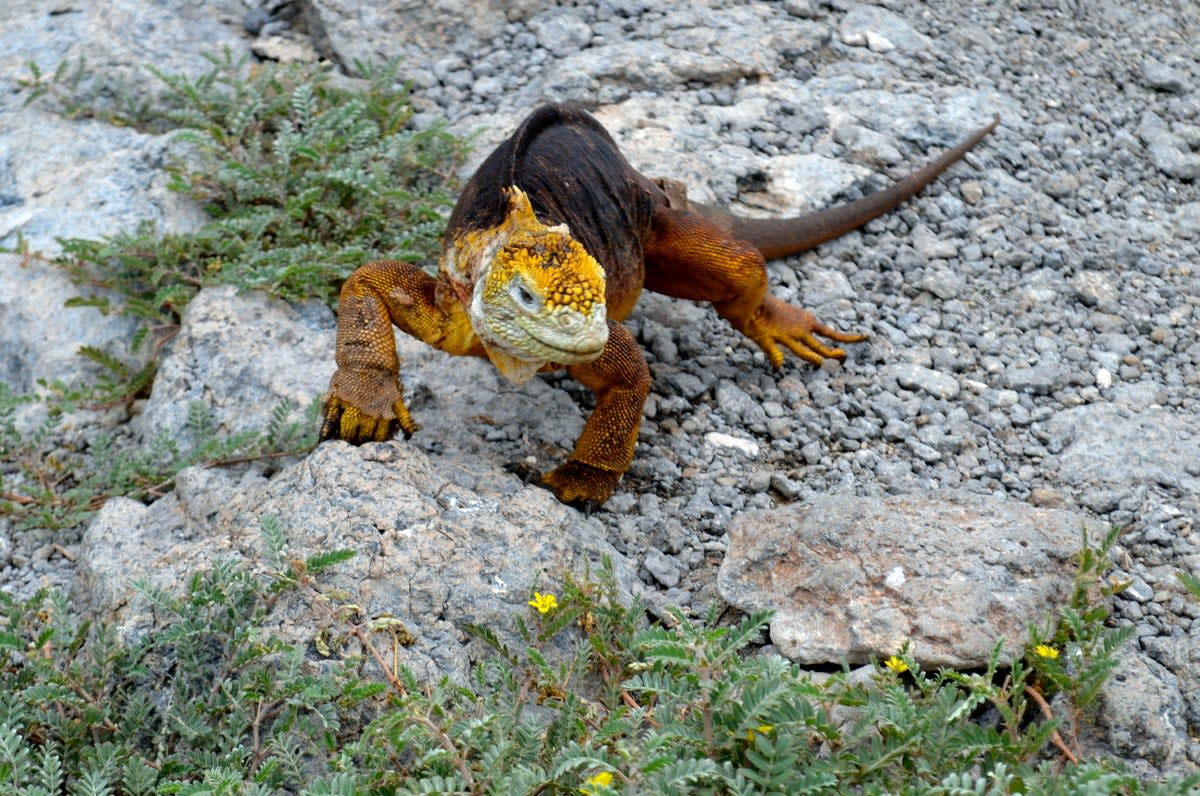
[542,321,651,506]
[320,259,479,444]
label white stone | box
[704,432,761,457]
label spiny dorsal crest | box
[490,187,605,313]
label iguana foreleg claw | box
[542,460,623,509]
[320,368,418,443]
[503,459,608,515]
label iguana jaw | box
[470,273,609,383]
[451,187,610,384]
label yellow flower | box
[580,770,614,793]
[746,723,774,742]
[884,655,909,673]
[1035,644,1060,660]
[528,591,558,614]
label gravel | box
[1,0,1199,775]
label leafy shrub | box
[0,392,317,531]
[0,526,380,794]
[5,52,464,530]
[1,524,1195,794]
[27,50,465,327]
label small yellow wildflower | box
[884,655,909,673]
[1035,644,1060,660]
[746,723,774,742]
[580,770,614,793]
[528,591,558,614]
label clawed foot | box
[320,368,419,443]
[508,459,619,513]
[543,460,621,512]
[745,296,865,368]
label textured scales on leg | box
[642,205,866,368]
[321,103,997,506]
[320,258,477,443]
[543,321,651,505]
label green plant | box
[307,543,1195,795]
[19,56,158,126]
[35,49,466,355]
[1178,570,1200,602]
[1020,525,1136,767]
[0,521,377,794]
[1,522,1196,794]
[0,398,318,531]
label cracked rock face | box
[3,0,1200,778]
[76,440,641,682]
[718,492,1092,668]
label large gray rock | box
[1138,111,1200,181]
[718,492,1098,668]
[388,315,587,468]
[136,286,337,447]
[75,440,640,681]
[0,109,207,256]
[1142,630,1200,741]
[537,40,765,106]
[749,153,873,217]
[0,0,239,253]
[0,254,144,396]
[1047,404,1200,495]
[838,4,933,53]
[92,282,631,682]
[302,0,520,71]
[1092,643,1199,778]
[1,0,245,107]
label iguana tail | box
[690,115,1000,260]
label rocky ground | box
[2,0,1199,780]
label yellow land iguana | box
[320,103,999,507]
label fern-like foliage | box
[331,541,1199,796]
[0,520,381,794]
[1,513,1197,794]
[42,49,465,331]
[1,397,319,531]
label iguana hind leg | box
[643,205,864,368]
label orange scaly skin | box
[321,104,998,507]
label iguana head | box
[456,188,609,383]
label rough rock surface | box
[1,0,1199,779]
[135,286,337,446]
[0,0,228,253]
[0,254,143,397]
[1093,644,1197,780]
[1048,402,1200,496]
[717,492,1095,668]
[77,440,639,681]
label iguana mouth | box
[523,324,608,361]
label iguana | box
[320,103,998,507]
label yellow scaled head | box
[469,188,609,383]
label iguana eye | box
[511,281,539,310]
